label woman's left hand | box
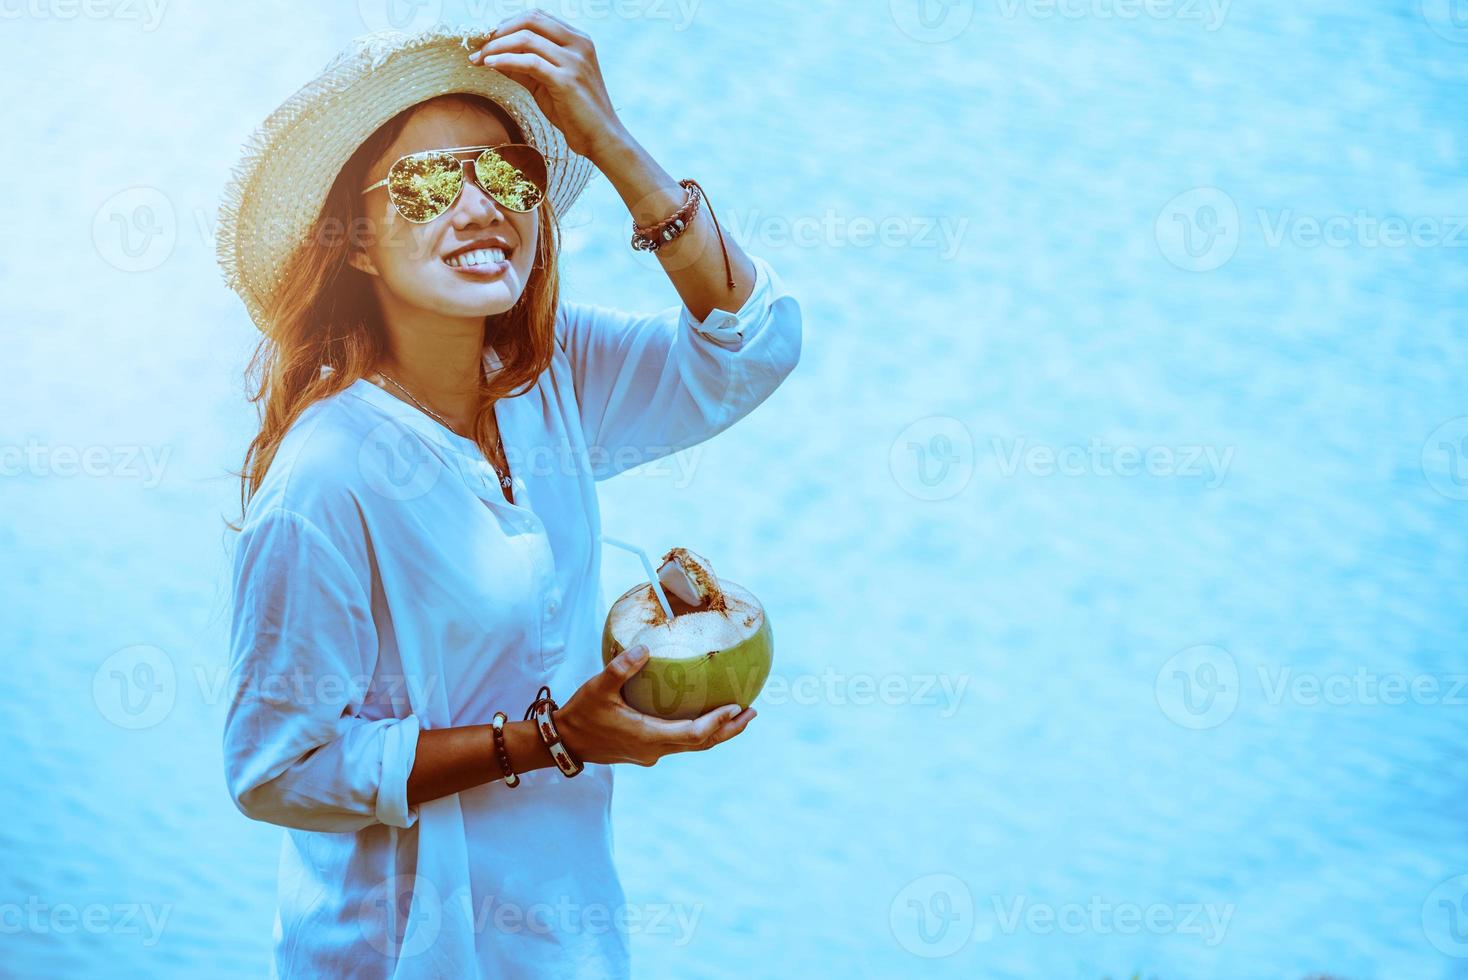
[467,10,631,165]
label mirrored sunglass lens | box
[387,152,463,222]
[474,145,547,212]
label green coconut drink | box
[601,547,772,720]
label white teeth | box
[445,247,507,268]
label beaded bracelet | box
[525,685,583,778]
[630,178,736,291]
[490,711,520,788]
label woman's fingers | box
[484,8,589,50]
[473,50,562,87]
[590,644,649,700]
[705,706,757,747]
[471,28,571,68]
[644,703,757,751]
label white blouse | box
[222,251,801,978]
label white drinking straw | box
[600,535,676,621]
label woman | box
[216,15,801,978]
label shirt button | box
[546,597,559,616]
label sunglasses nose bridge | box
[453,155,509,220]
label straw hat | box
[216,24,596,332]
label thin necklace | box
[372,369,514,495]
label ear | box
[347,247,379,277]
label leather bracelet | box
[631,179,700,252]
[525,685,583,778]
[490,711,520,788]
[630,178,735,291]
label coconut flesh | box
[601,548,772,720]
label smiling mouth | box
[443,246,510,271]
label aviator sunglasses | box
[361,143,550,223]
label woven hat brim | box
[216,25,595,331]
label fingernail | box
[628,644,649,662]
[468,51,481,62]
[726,705,742,721]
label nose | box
[453,158,507,225]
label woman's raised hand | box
[466,9,631,165]
[555,644,757,767]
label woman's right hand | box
[555,644,757,767]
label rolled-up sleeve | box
[556,251,802,481]
[222,506,421,833]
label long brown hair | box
[227,93,562,532]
